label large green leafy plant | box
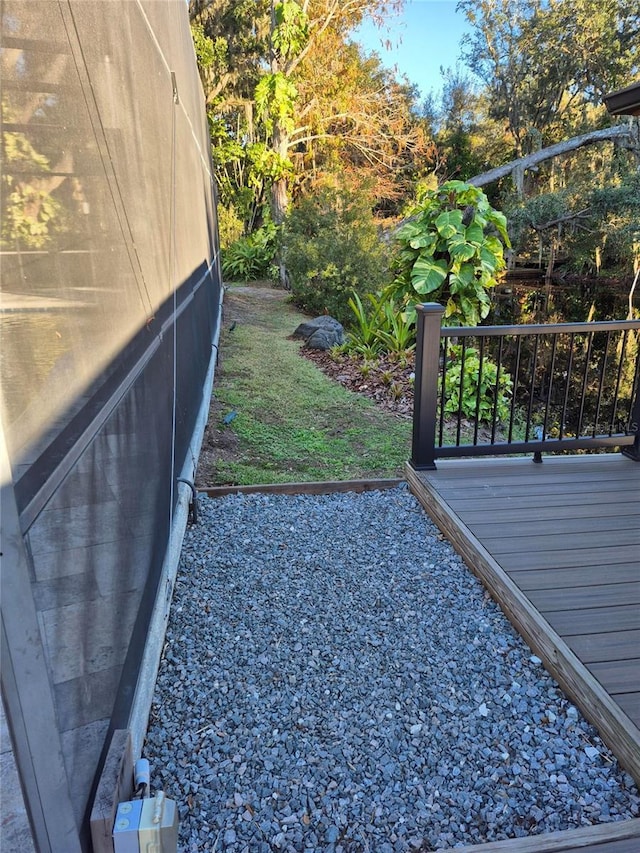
[390,180,510,326]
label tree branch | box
[469,123,638,187]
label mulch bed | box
[300,348,415,418]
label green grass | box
[210,286,411,484]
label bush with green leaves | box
[217,205,244,250]
[390,180,510,327]
[442,344,513,424]
[283,186,388,326]
[345,291,416,357]
[221,222,278,281]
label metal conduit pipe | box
[176,477,198,525]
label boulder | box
[292,315,344,350]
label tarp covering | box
[0,2,221,848]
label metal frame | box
[1,428,81,852]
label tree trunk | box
[271,121,290,288]
[270,122,289,225]
[469,123,639,188]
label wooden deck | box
[406,453,640,852]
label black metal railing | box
[411,303,640,470]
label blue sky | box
[352,0,472,100]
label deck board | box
[406,454,640,796]
[527,583,640,611]
[589,659,640,694]
[470,514,636,537]
[544,605,640,635]
[615,693,640,720]
[567,631,640,663]
[512,565,639,590]
[498,544,639,570]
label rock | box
[293,316,344,350]
[325,825,340,843]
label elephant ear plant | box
[390,180,511,327]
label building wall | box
[0,2,221,849]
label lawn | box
[196,283,412,485]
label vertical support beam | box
[410,303,445,471]
[0,429,81,853]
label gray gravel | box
[145,485,639,852]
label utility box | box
[113,792,178,853]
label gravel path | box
[145,486,639,852]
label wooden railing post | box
[411,303,445,470]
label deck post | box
[410,303,445,470]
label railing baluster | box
[593,331,611,437]
[610,329,628,435]
[438,337,448,447]
[576,331,595,438]
[542,333,558,441]
[525,334,540,442]
[623,343,640,460]
[491,335,504,444]
[474,337,484,445]
[560,333,575,440]
[508,335,523,443]
[456,343,466,446]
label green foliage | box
[190,22,216,69]
[587,173,640,272]
[375,300,416,354]
[247,142,293,184]
[272,1,309,60]
[507,172,640,275]
[255,72,298,135]
[195,0,432,230]
[283,186,388,325]
[391,180,510,326]
[345,291,416,356]
[221,222,279,280]
[346,292,385,355]
[217,205,244,250]
[443,345,513,424]
[459,0,639,149]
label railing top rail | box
[441,319,640,338]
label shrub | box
[344,291,416,356]
[217,205,244,250]
[283,186,388,325]
[221,223,278,281]
[443,345,513,424]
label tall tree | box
[427,66,511,187]
[459,0,640,153]
[292,36,434,215]
[191,0,432,231]
[258,0,406,225]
